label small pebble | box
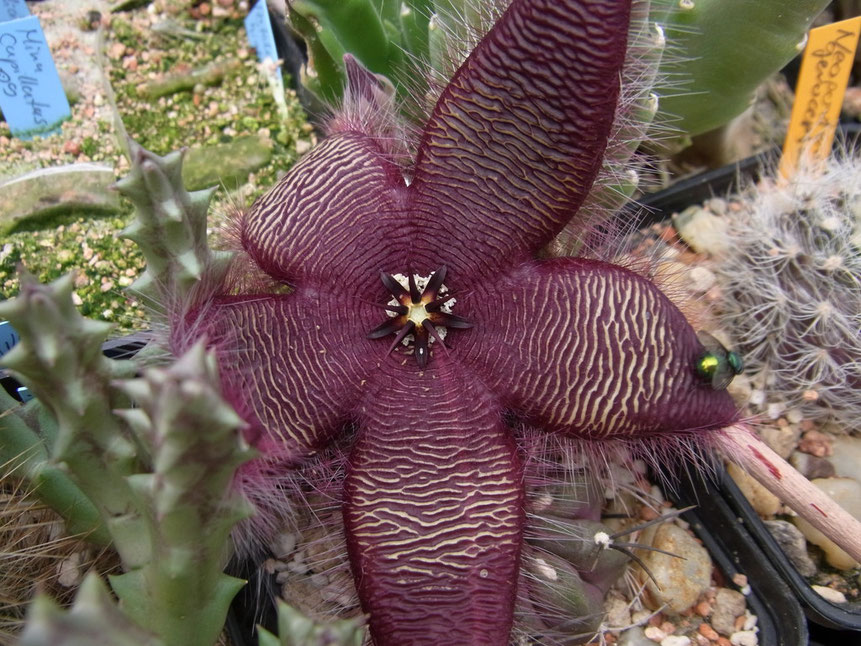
[673,206,731,256]
[661,636,690,646]
[798,430,833,457]
[63,139,82,156]
[763,520,816,577]
[268,531,296,559]
[644,626,667,642]
[711,588,746,635]
[698,623,719,640]
[689,265,717,292]
[789,451,835,480]
[729,630,758,646]
[286,559,309,575]
[707,197,728,215]
[639,523,713,613]
[56,552,82,587]
[605,592,633,627]
[811,585,847,604]
[108,41,126,59]
[619,626,651,646]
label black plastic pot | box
[623,121,861,230]
[668,465,861,644]
[712,468,861,631]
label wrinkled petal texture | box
[241,133,410,294]
[410,0,631,284]
[344,359,524,646]
[186,290,377,460]
[456,259,739,438]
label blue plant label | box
[0,15,71,139]
[16,386,33,402]
[0,0,29,23]
[244,0,282,81]
[0,320,19,356]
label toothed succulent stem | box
[0,273,147,565]
[257,601,367,646]
[110,341,254,646]
[1,274,253,645]
[115,142,232,314]
[19,574,163,646]
[0,390,110,544]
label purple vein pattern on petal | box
[189,289,377,461]
[343,359,524,646]
[456,259,739,438]
[409,0,632,282]
[241,132,410,293]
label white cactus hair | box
[713,147,861,431]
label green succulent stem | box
[0,273,149,566]
[116,142,233,315]
[0,391,110,544]
[19,574,164,646]
[657,0,830,137]
[110,342,255,646]
[1,277,254,646]
[2,140,254,643]
[257,601,367,646]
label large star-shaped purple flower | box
[180,1,738,643]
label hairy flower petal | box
[409,0,632,284]
[344,359,524,646]
[455,259,739,438]
[241,132,410,294]
[183,290,377,461]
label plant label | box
[0,14,71,139]
[780,17,861,178]
[0,0,28,23]
[244,0,282,82]
[0,320,18,356]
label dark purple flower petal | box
[409,0,632,284]
[181,290,378,460]
[343,360,524,645]
[455,259,740,438]
[241,131,410,294]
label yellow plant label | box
[779,16,861,178]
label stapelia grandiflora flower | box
[177,1,741,643]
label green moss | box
[106,14,310,200]
[1,7,312,333]
[0,216,148,332]
[80,136,99,158]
